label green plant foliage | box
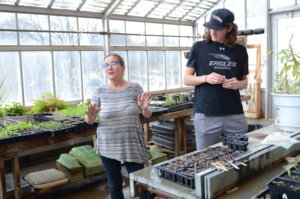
[3,102,27,116]
[29,93,71,114]
[34,121,72,130]
[56,101,89,119]
[0,122,35,138]
[273,35,300,94]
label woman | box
[85,53,153,199]
[184,8,249,150]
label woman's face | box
[102,56,125,80]
[209,28,231,43]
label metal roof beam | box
[103,0,123,18]
[0,4,103,18]
[110,14,193,25]
[77,0,88,11]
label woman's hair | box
[104,53,125,67]
[204,23,238,47]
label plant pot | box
[271,93,300,132]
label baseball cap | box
[203,8,234,30]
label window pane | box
[110,20,125,33]
[164,37,179,46]
[146,36,163,46]
[128,51,147,90]
[78,18,102,32]
[51,33,78,45]
[21,52,52,105]
[53,51,81,101]
[166,51,181,89]
[0,31,17,45]
[146,23,162,35]
[180,37,193,47]
[18,14,49,30]
[126,21,144,34]
[80,33,103,46]
[270,0,295,8]
[127,35,145,46]
[0,52,21,104]
[50,16,77,31]
[0,12,16,29]
[164,24,179,36]
[148,51,165,91]
[111,51,128,80]
[110,34,126,46]
[180,25,193,36]
[20,32,49,45]
[82,51,105,100]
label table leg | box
[174,119,181,157]
[143,123,150,144]
[0,156,7,199]
[11,154,22,199]
[180,118,187,155]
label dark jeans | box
[100,155,154,199]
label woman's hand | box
[85,103,101,124]
[138,92,152,110]
[138,92,152,118]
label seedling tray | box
[268,177,300,199]
[155,146,244,189]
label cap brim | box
[203,22,226,30]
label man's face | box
[209,28,228,43]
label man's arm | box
[183,67,207,86]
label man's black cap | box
[203,8,234,30]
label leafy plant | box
[3,102,27,116]
[272,35,300,94]
[29,93,71,114]
[56,101,89,119]
[34,121,72,130]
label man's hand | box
[222,78,241,90]
[206,72,226,84]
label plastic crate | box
[69,145,104,177]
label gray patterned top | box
[91,82,150,163]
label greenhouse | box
[0,0,300,199]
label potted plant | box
[271,35,300,132]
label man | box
[184,8,249,150]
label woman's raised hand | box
[85,103,101,124]
[138,92,152,111]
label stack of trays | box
[222,134,249,151]
[56,153,84,183]
[69,145,104,177]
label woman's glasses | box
[102,61,119,68]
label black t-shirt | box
[186,40,249,116]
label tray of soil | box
[155,146,245,189]
[268,176,300,199]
